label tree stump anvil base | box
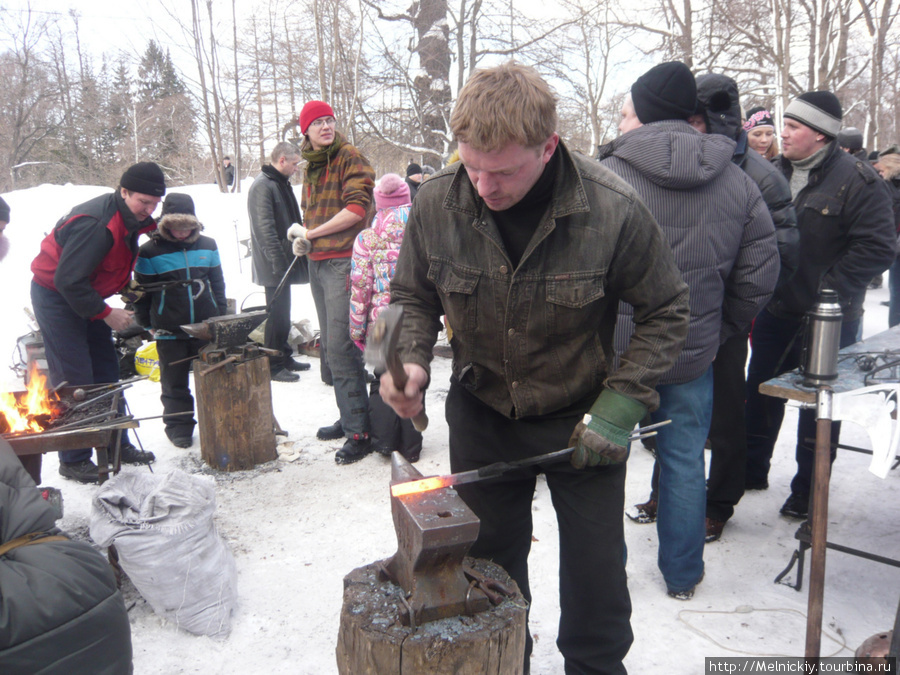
[336,557,527,674]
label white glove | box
[287,223,308,242]
[292,237,313,256]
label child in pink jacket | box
[349,173,422,461]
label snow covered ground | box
[1,182,898,674]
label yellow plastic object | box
[134,341,161,382]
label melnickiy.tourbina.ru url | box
[705,657,897,673]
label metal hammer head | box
[364,305,403,374]
[381,452,489,626]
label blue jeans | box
[652,367,713,594]
[308,257,369,438]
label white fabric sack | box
[90,469,237,639]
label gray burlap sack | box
[90,470,237,639]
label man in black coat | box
[247,142,310,382]
[744,91,897,519]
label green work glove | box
[569,389,647,469]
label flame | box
[390,476,452,497]
[0,363,58,434]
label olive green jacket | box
[389,141,690,418]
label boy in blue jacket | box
[133,193,227,448]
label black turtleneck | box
[490,147,559,268]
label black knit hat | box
[161,193,195,217]
[631,61,697,124]
[837,127,863,151]
[120,162,166,197]
[406,163,422,177]
[0,196,9,223]
[783,91,842,138]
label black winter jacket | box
[247,165,307,287]
[770,142,896,321]
[133,214,227,338]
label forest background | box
[1,0,899,193]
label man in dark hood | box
[691,73,799,542]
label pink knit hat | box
[374,173,411,210]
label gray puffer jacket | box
[600,121,779,385]
[0,440,132,674]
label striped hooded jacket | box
[600,120,780,385]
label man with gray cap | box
[745,91,896,519]
[599,61,779,599]
[31,162,164,483]
[837,126,867,160]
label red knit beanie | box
[374,173,411,210]
[299,101,335,134]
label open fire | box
[0,363,60,434]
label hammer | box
[364,305,429,432]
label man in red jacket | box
[31,162,163,483]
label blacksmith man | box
[380,61,690,673]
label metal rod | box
[266,255,301,312]
[67,384,132,412]
[50,411,125,432]
[77,376,148,392]
[127,411,194,423]
[805,386,834,660]
[50,380,69,393]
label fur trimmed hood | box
[154,212,203,244]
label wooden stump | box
[194,355,276,471]
[336,557,527,674]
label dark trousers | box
[706,332,749,522]
[30,281,129,464]
[889,256,900,328]
[156,338,201,438]
[447,381,632,675]
[744,308,859,497]
[368,379,422,459]
[264,285,292,372]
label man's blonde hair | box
[450,61,557,152]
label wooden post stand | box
[336,557,527,674]
[194,355,276,471]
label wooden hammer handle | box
[386,357,428,432]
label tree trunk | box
[412,0,452,161]
[336,557,527,675]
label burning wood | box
[0,363,60,434]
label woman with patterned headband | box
[743,106,779,159]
